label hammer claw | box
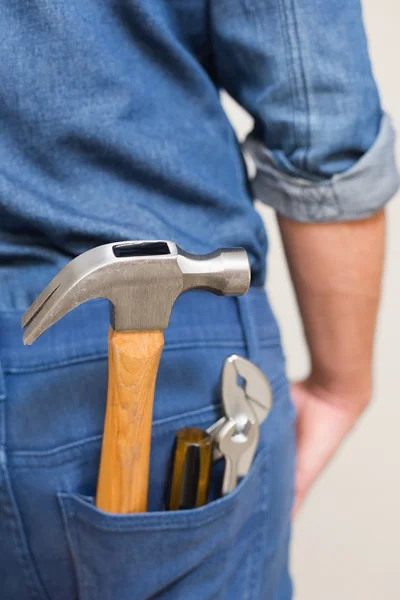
[22,282,61,331]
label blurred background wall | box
[222,1,400,598]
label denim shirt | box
[0,0,398,309]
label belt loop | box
[236,292,260,365]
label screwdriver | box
[168,427,213,510]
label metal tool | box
[22,241,250,514]
[222,355,272,426]
[207,355,273,492]
[216,418,258,495]
[208,356,272,460]
[168,428,213,510]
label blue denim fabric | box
[0,0,398,309]
[0,1,397,598]
[0,289,295,600]
[244,114,399,222]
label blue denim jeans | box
[0,287,294,600]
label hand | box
[291,378,370,517]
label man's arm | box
[278,211,385,514]
[211,0,398,512]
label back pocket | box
[58,447,270,600]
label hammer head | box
[22,241,250,345]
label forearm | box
[278,211,385,409]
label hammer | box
[22,241,250,513]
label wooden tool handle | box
[95,327,164,513]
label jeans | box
[0,287,295,600]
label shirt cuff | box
[243,113,399,222]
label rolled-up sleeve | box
[211,0,399,222]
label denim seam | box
[243,453,269,600]
[4,336,281,374]
[277,0,311,170]
[0,397,6,449]
[289,0,311,171]
[153,404,221,432]
[61,492,237,531]
[0,460,50,600]
[58,493,84,600]
[57,449,269,533]
[9,377,288,464]
[277,0,298,153]
[243,542,253,600]
[1,384,51,600]
[4,342,242,373]
[252,464,270,599]
[11,434,103,460]
[0,364,6,402]
[8,406,220,464]
[236,295,259,364]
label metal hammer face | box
[22,241,250,345]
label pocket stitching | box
[58,450,271,600]
[57,448,269,533]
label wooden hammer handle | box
[95,328,164,513]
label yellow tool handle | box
[95,327,164,513]
[168,427,213,511]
